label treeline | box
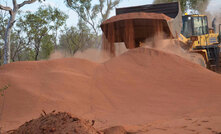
[0,6,98,65]
[0,0,121,65]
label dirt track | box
[0,47,221,133]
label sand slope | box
[0,47,221,133]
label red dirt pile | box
[8,111,129,134]
[8,112,99,134]
[0,47,221,133]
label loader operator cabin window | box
[193,17,203,36]
[202,16,209,34]
[182,16,193,38]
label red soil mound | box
[8,112,99,134]
[0,47,221,133]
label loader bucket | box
[100,2,182,54]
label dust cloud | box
[49,50,70,60]
[213,15,221,33]
[206,0,221,32]
[142,33,206,67]
[74,43,127,63]
[49,43,128,63]
[73,48,110,63]
[50,35,205,67]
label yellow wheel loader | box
[179,15,221,71]
[100,2,221,72]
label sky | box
[1,0,221,28]
[28,0,154,27]
[0,0,153,27]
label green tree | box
[16,6,68,61]
[10,29,27,62]
[59,20,96,55]
[40,34,54,59]
[0,10,8,65]
[0,0,45,64]
[66,0,121,36]
[153,0,210,13]
[19,48,35,61]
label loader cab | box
[181,15,209,38]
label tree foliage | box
[41,34,54,59]
[0,0,45,64]
[66,0,121,35]
[16,6,68,60]
[153,0,210,13]
[10,29,27,62]
[0,10,8,65]
[59,19,97,55]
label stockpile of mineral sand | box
[0,44,221,133]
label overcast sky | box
[1,0,221,27]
